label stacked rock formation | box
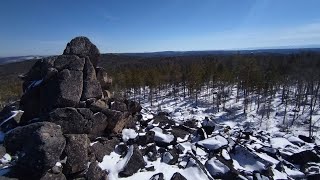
[2,37,142,179]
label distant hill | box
[0,56,43,65]
[1,47,320,65]
[117,48,320,58]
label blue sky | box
[0,0,320,56]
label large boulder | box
[63,134,90,175]
[96,67,112,90]
[20,36,104,123]
[81,58,102,100]
[4,122,66,179]
[102,109,135,134]
[63,36,100,67]
[89,137,120,162]
[20,55,86,122]
[119,145,146,177]
[46,108,108,139]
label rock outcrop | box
[19,51,103,123]
[63,36,100,67]
[4,122,65,179]
[1,36,142,180]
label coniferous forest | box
[101,52,320,136]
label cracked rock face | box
[4,122,66,179]
[63,36,100,67]
[63,134,90,175]
[19,38,102,123]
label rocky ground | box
[0,37,319,180]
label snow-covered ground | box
[96,85,320,179]
[133,85,320,138]
[1,84,320,179]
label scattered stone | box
[110,100,128,112]
[102,109,135,134]
[0,146,6,159]
[86,162,107,180]
[150,127,176,147]
[196,135,228,151]
[170,172,187,180]
[257,146,279,159]
[63,134,90,175]
[298,135,315,143]
[145,166,155,172]
[137,131,155,146]
[40,172,67,180]
[115,143,128,157]
[307,173,320,180]
[153,114,174,128]
[230,145,272,172]
[143,143,158,161]
[205,157,230,178]
[90,137,120,162]
[88,99,107,113]
[119,145,146,177]
[161,149,179,165]
[288,150,320,165]
[202,117,215,135]
[171,126,190,139]
[51,165,62,174]
[253,171,271,180]
[149,173,164,180]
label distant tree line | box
[0,52,320,137]
[103,52,320,137]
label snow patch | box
[150,127,174,144]
[197,135,228,150]
[122,129,138,142]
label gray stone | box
[119,145,145,177]
[86,162,107,180]
[4,122,66,179]
[63,134,90,175]
[63,36,100,67]
[170,172,187,180]
[81,58,102,101]
[40,172,67,180]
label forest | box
[102,52,320,136]
[1,51,320,136]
